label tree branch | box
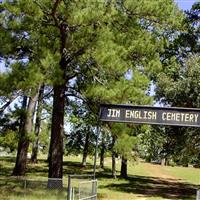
[33,0,51,15]
[42,88,53,99]
[0,92,21,115]
[51,0,61,27]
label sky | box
[175,0,199,10]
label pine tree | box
[45,0,182,179]
[13,90,39,176]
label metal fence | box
[67,175,97,200]
[0,177,68,200]
[78,180,97,200]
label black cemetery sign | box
[100,104,200,127]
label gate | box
[67,175,97,200]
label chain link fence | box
[78,180,97,200]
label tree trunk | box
[48,84,65,179]
[100,137,105,169]
[13,91,39,176]
[12,96,27,175]
[112,151,117,179]
[161,158,166,166]
[31,84,45,163]
[47,18,68,180]
[120,156,128,178]
[82,131,90,167]
[112,136,117,179]
[47,18,68,188]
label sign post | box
[93,120,100,177]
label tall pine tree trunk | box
[112,136,117,179]
[13,91,39,176]
[12,96,27,175]
[82,131,90,167]
[120,156,128,178]
[31,84,45,163]
[48,16,67,183]
[48,84,65,179]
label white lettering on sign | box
[162,112,199,123]
[125,110,157,120]
[107,109,120,118]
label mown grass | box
[0,155,199,200]
[163,165,200,185]
[96,161,198,200]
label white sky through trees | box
[175,0,199,10]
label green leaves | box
[85,69,152,105]
[114,133,137,159]
[156,55,200,107]
[0,129,18,152]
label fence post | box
[78,182,81,200]
[92,180,97,200]
[93,121,101,177]
[67,175,71,200]
[197,189,200,200]
[72,187,74,200]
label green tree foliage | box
[0,130,18,153]
[162,2,200,63]
[113,124,137,160]
[38,121,51,154]
[138,126,166,162]
[108,123,139,178]
[66,103,96,158]
[0,112,19,152]
[156,55,200,107]
[0,99,31,154]
[153,3,200,166]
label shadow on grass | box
[27,159,94,177]
[0,178,67,200]
[0,156,16,176]
[0,157,198,199]
[26,164,49,176]
[94,166,197,199]
[101,174,197,199]
[0,156,94,177]
[63,160,94,175]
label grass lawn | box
[0,155,199,200]
[163,165,200,185]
